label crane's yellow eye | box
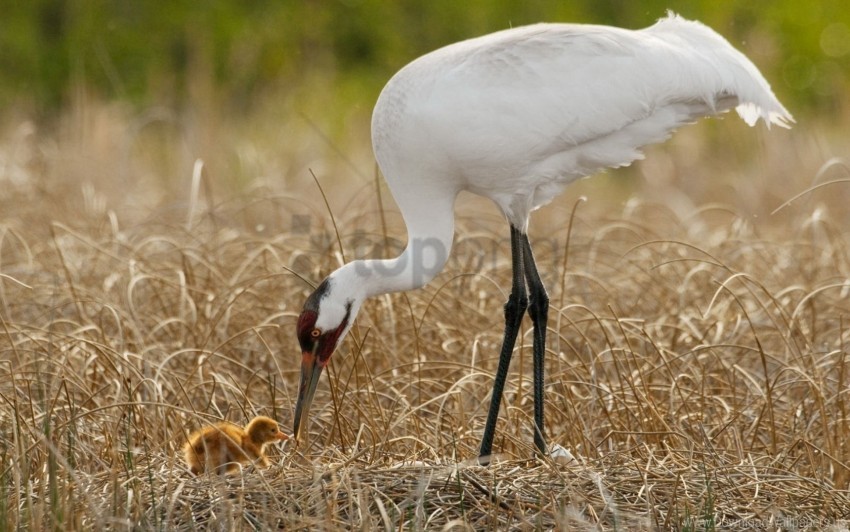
[310,328,321,338]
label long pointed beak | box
[293,351,324,443]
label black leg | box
[479,225,527,460]
[521,234,549,456]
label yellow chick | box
[183,415,289,475]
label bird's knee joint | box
[504,294,528,317]
[528,292,549,319]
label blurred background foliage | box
[0,1,847,212]
[2,0,847,119]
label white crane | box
[292,12,792,459]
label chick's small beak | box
[293,350,324,442]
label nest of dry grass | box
[38,447,850,530]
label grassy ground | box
[1,103,850,530]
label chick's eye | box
[310,328,321,338]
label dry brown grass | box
[1,105,850,530]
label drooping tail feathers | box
[651,12,794,129]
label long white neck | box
[314,217,452,336]
[313,163,459,340]
[327,182,457,302]
[331,217,455,300]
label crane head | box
[292,278,354,443]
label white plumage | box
[373,13,790,229]
[292,13,792,458]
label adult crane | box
[292,13,792,459]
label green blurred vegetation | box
[1,0,848,121]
